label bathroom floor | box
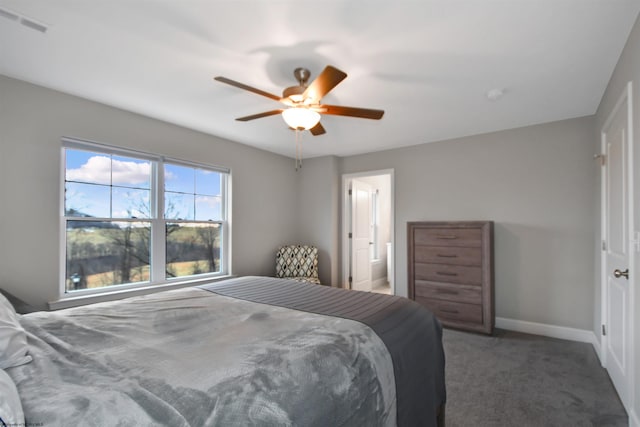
[371,282,392,295]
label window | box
[62,139,229,294]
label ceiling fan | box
[214,66,384,136]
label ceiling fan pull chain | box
[295,129,303,170]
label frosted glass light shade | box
[282,108,321,130]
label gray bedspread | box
[10,283,397,426]
[201,276,446,426]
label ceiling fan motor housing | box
[283,67,311,102]
[293,67,311,85]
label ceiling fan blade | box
[302,66,347,102]
[236,110,283,121]
[214,76,282,102]
[309,122,326,136]
[319,105,385,120]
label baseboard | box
[590,332,603,363]
[496,317,597,344]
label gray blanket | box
[10,285,396,426]
[201,276,446,426]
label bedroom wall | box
[0,75,299,307]
[295,155,340,285]
[594,11,640,423]
[338,116,597,331]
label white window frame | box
[59,138,231,299]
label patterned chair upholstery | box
[275,245,321,285]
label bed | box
[1,276,446,426]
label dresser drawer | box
[414,263,483,286]
[413,227,482,247]
[414,245,482,266]
[415,280,482,304]
[415,298,483,324]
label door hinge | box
[602,240,606,251]
[602,324,606,336]
[348,232,352,239]
[348,276,353,284]
[594,153,606,166]
[348,189,352,196]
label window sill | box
[48,274,236,311]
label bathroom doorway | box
[342,170,394,295]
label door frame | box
[341,169,395,293]
[599,80,635,412]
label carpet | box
[443,328,627,427]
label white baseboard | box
[630,409,640,427]
[496,317,598,345]
[590,333,603,364]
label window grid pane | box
[65,149,152,220]
[165,191,195,220]
[112,187,151,219]
[111,155,151,189]
[164,163,223,221]
[66,220,151,291]
[65,182,111,218]
[165,222,221,279]
[65,151,111,185]
[195,169,221,196]
[195,195,222,221]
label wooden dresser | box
[408,221,494,334]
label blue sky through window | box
[164,163,222,220]
[65,149,222,220]
[165,164,221,196]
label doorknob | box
[613,268,629,279]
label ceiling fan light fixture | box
[282,108,321,130]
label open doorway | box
[342,170,394,295]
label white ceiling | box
[1,1,639,159]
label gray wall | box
[0,75,299,306]
[332,117,596,330]
[594,11,640,420]
[296,156,340,285]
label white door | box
[602,85,632,407]
[351,179,372,291]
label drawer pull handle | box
[436,289,458,295]
[436,235,458,240]
[436,272,458,276]
[441,308,459,314]
[437,254,458,258]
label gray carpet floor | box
[443,328,627,427]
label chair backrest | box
[275,245,319,279]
